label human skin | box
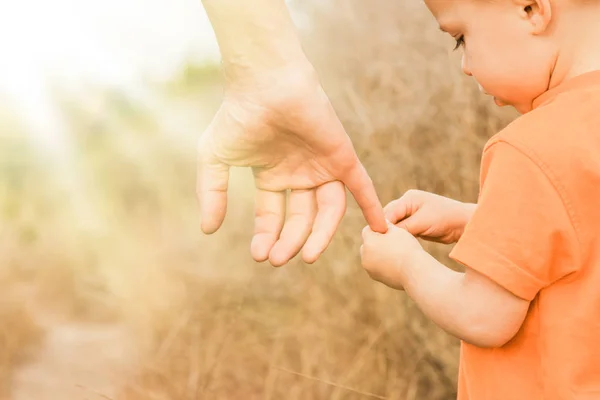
[198,0,388,267]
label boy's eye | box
[453,35,465,51]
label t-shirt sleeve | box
[449,141,581,301]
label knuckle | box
[383,199,399,212]
[405,189,422,199]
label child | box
[359,0,600,398]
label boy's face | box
[424,0,556,114]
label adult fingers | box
[197,150,230,234]
[301,181,346,264]
[269,189,316,267]
[251,189,286,262]
[341,158,387,234]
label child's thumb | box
[386,216,415,233]
[385,219,401,231]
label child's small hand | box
[360,221,426,290]
[384,190,475,244]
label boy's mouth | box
[493,97,505,107]
[477,83,506,107]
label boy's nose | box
[461,54,472,76]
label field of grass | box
[0,1,517,399]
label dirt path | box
[12,318,138,400]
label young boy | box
[360,0,600,398]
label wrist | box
[223,58,319,95]
[220,45,311,85]
[402,249,441,295]
[202,0,309,81]
[397,248,430,290]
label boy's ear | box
[519,0,553,34]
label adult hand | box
[198,65,387,267]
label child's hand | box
[384,190,475,244]
[360,221,426,290]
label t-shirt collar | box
[532,69,600,109]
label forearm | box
[401,251,517,348]
[457,202,477,239]
[201,0,311,78]
[464,203,477,218]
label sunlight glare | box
[0,0,219,146]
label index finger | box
[341,159,387,234]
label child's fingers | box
[362,219,397,242]
[383,198,411,224]
[395,215,433,240]
[361,225,372,240]
[384,190,426,223]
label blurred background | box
[0,0,517,399]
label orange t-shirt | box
[449,70,600,400]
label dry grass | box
[0,1,518,399]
